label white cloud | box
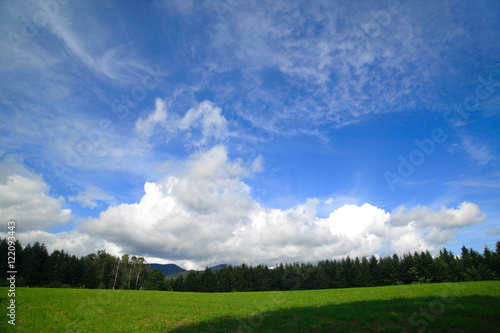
[324,197,335,205]
[134,99,228,146]
[322,203,389,240]
[203,0,470,131]
[0,160,71,232]
[47,8,155,86]
[135,98,169,140]
[486,228,500,235]
[0,149,486,269]
[446,174,500,189]
[387,202,487,251]
[68,185,116,209]
[179,100,227,139]
[71,146,487,269]
[251,154,265,173]
[3,230,122,258]
[460,135,492,166]
[389,203,486,229]
[0,1,495,270]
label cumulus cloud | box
[0,149,487,269]
[389,203,486,228]
[135,99,228,147]
[80,146,255,265]
[9,230,122,258]
[387,202,486,252]
[72,146,487,269]
[0,160,71,232]
[322,203,389,240]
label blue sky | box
[1,0,499,269]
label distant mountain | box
[149,263,228,277]
[210,264,228,272]
[148,263,186,276]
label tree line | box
[169,241,500,292]
[1,238,499,292]
[0,239,156,290]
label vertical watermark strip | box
[6,220,17,326]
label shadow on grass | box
[169,295,500,333]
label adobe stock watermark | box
[401,281,466,333]
[443,73,500,126]
[6,220,17,326]
[237,259,308,332]
[385,129,447,192]
[7,0,71,54]
[385,72,500,191]
[237,292,285,333]
[52,65,166,179]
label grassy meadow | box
[1,281,499,332]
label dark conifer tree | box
[368,255,380,286]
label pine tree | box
[368,255,380,286]
[353,257,369,287]
[22,242,48,287]
[0,238,8,286]
[315,262,331,289]
[201,267,215,292]
[419,251,435,283]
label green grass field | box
[1,281,499,332]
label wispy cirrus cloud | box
[460,135,493,166]
[446,172,500,190]
[68,185,117,209]
[197,0,481,133]
[47,5,154,86]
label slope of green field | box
[1,281,499,332]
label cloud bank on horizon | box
[0,148,488,269]
[0,0,499,269]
